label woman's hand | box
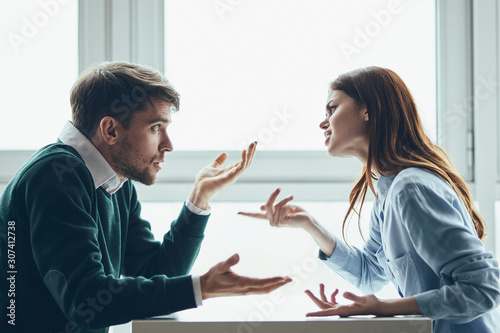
[305,283,421,317]
[238,188,337,256]
[238,188,314,229]
[305,284,382,317]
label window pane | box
[164,0,436,151]
[0,1,78,150]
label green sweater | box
[0,144,209,332]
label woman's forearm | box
[303,218,336,257]
[377,296,422,316]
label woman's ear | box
[363,109,369,122]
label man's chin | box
[140,176,157,186]
[129,173,157,186]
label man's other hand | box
[200,253,292,300]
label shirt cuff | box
[191,275,203,306]
[185,198,211,216]
[318,236,350,268]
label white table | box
[131,294,432,333]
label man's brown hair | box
[70,62,180,138]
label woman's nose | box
[319,118,329,130]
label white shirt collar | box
[58,121,127,194]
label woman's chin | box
[327,147,351,159]
[326,147,338,157]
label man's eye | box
[152,125,160,131]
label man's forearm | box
[159,205,209,276]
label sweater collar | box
[58,121,127,194]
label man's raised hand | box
[189,142,257,209]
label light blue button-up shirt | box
[320,167,500,333]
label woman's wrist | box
[302,215,318,233]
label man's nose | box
[160,134,174,152]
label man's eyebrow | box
[146,117,171,125]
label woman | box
[239,67,500,332]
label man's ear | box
[99,116,122,145]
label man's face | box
[111,99,173,185]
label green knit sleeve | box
[23,152,197,330]
[122,183,210,278]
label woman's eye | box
[326,106,337,117]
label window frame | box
[470,0,499,254]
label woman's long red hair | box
[332,67,486,242]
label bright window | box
[164,0,436,151]
[0,1,78,150]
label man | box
[0,62,290,333]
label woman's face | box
[319,90,370,163]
